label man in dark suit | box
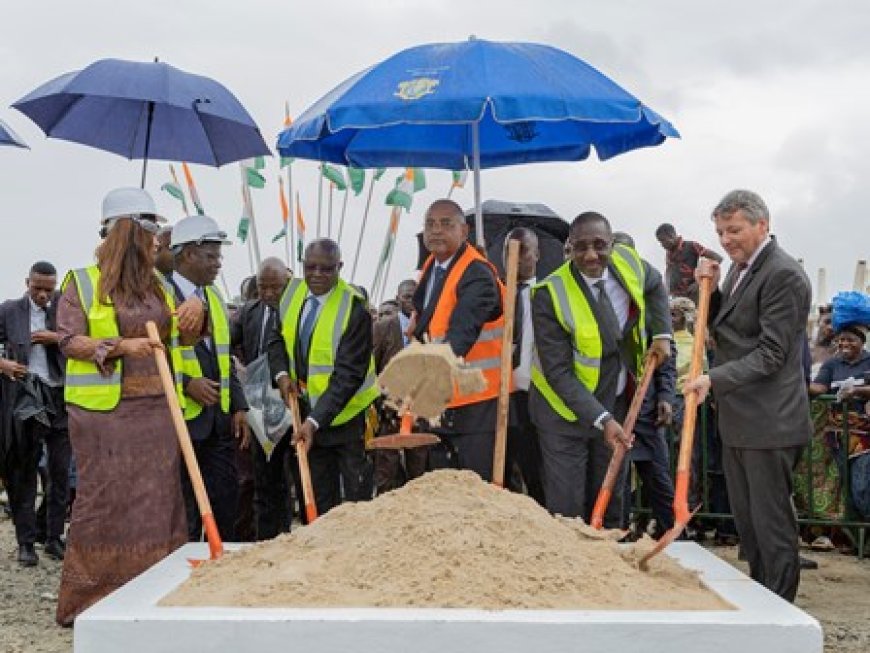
[503,228,545,506]
[530,212,671,526]
[231,257,303,539]
[412,199,505,481]
[170,215,249,541]
[372,279,427,494]
[0,261,70,566]
[685,189,811,602]
[269,238,377,515]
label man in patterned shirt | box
[655,223,721,300]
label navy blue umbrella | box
[0,118,28,149]
[277,37,678,248]
[13,58,270,186]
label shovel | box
[492,239,520,487]
[146,321,222,565]
[366,407,440,450]
[589,350,660,529]
[639,272,713,570]
[285,384,318,524]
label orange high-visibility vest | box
[421,245,505,408]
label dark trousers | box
[182,430,239,542]
[722,444,803,602]
[537,394,628,526]
[308,437,372,516]
[429,431,495,482]
[252,433,296,540]
[8,420,70,545]
[373,447,428,495]
[623,428,675,534]
[506,391,545,506]
[234,434,255,542]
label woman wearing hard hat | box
[54,187,205,626]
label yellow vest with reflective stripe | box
[530,245,647,422]
[63,265,185,412]
[180,285,232,420]
[279,278,379,427]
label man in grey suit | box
[686,189,811,602]
[530,212,672,526]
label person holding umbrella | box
[55,188,204,626]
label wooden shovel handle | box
[145,321,222,559]
[493,239,520,487]
[286,384,318,523]
[590,351,659,529]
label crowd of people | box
[1,184,867,628]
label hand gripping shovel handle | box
[287,385,318,524]
[639,274,713,570]
[589,350,660,529]
[145,321,222,562]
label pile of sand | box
[162,470,732,610]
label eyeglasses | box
[569,238,612,254]
[303,262,339,274]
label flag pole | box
[377,231,398,305]
[279,175,292,268]
[327,182,334,238]
[239,166,262,269]
[286,165,295,271]
[337,187,350,247]
[316,164,324,238]
[350,176,376,283]
[370,208,398,301]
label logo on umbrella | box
[394,78,440,101]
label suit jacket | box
[230,298,273,366]
[0,293,65,381]
[412,242,503,434]
[708,239,812,449]
[267,284,373,446]
[530,258,671,431]
[373,314,405,374]
[170,279,247,442]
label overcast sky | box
[1,0,868,304]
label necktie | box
[512,282,528,369]
[594,280,621,339]
[258,306,274,355]
[426,266,447,309]
[730,263,749,296]
[299,296,320,369]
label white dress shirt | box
[28,298,59,387]
[730,235,771,294]
[513,277,536,391]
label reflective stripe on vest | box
[63,265,184,412]
[530,247,647,422]
[181,286,232,420]
[279,278,379,426]
[420,245,506,408]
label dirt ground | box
[1,502,868,653]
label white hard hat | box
[101,187,165,225]
[170,214,231,248]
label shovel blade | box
[367,433,440,450]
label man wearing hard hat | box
[168,214,250,542]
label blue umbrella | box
[0,118,28,149]
[13,58,270,186]
[277,37,678,248]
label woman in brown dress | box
[55,188,202,626]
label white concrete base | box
[74,542,822,653]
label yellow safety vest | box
[279,278,379,427]
[63,265,185,412]
[530,245,647,422]
[180,285,231,419]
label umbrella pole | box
[350,177,376,283]
[140,101,155,189]
[471,121,485,253]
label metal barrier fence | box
[630,395,870,559]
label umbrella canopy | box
[276,37,678,247]
[13,58,270,184]
[0,118,28,148]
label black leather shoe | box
[799,555,818,570]
[44,538,66,561]
[18,543,38,567]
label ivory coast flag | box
[182,162,204,215]
[272,176,291,243]
[295,191,306,261]
[452,170,468,188]
[384,168,415,212]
